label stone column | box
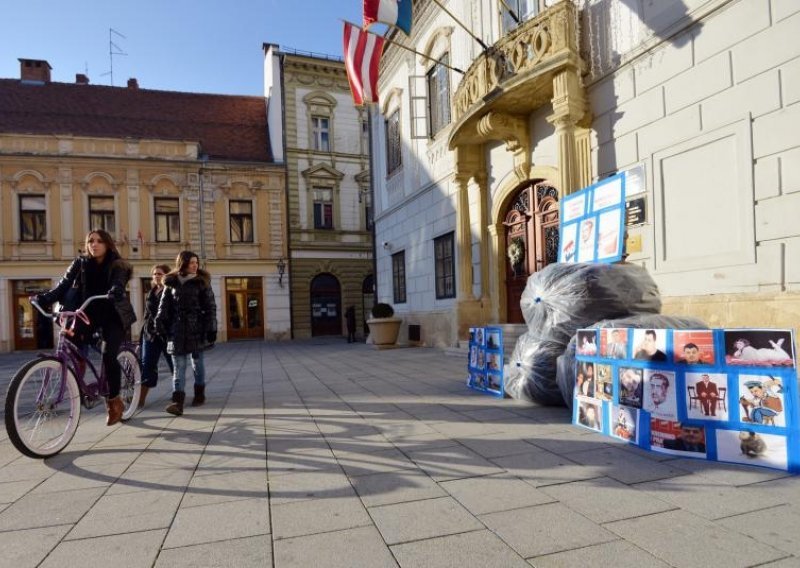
[58,167,74,259]
[127,169,142,260]
[474,172,490,301]
[548,69,587,196]
[455,173,474,301]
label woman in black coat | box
[155,250,217,416]
[138,264,173,408]
[34,229,136,426]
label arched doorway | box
[503,182,560,323]
[361,274,374,336]
[310,273,341,336]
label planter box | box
[367,317,402,345]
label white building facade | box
[371,0,800,347]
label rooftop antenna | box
[101,28,127,86]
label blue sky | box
[0,0,363,96]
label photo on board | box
[631,329,668,362]
[611,405,638,443]
[595,364,613,401]
[650,419,707,457]
[601,328,628,359]
[618,367,643,408]
[674,330,715,365]
[685,372,729,421]
[577,329,598,356]
[724,330,795,368]
[716,429,788,471]
[738,374,785,428]
[576,361,596,398]
[643,370,677,420]
[577,398,603,432]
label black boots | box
[166,391,185,416]
[191,385,206,407]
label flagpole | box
[498,0,521,24]
[429,0,489,51]
[344,21,466,74]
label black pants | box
[76,304,124,399]
[347,327,356,343]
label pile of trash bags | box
[503,262,706,407]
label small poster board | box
[559,172,626,264]
[467,326,504,397]
[574,327,799,473]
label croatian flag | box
[363,0,412,36]
[343,22,385,106]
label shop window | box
[434,232,455,299]
[385,109,402,174]
[427,53,451,137]
[312,115,331,152]
[155,197,180,242]
[230,200,254,243]
[392,250,406,304]
[19,194,46,242]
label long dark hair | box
[174,250,199,275]
[85,229,120,259]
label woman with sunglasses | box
[138,264,173,408]
[33,229,136,426]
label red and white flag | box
[343,22,385,106]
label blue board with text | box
[467,327,504,397]
[574,327,799,472]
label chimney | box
[127,78,139,90]
[18,58,52,83]
[75,73,90,85]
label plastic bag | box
[555,314,708,409]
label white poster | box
[562,193,586,223]
[596,208,622,260]
[593,176,623,211]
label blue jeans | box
[141,336,174,388]
[172,352,205,393]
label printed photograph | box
[595,364,613,401]
[674,330,715,365]
[476,349,485,370]
[716,429,788,471]
[685,372,729,421]
[577,398,603,432]
[611,405,638,443]
[596,208,622,260]
[601,328,628,359]
[468,371,485,390]
[487,373,502,392]
[576,330,599,356]
[643,370,677,419]
[724,330,795,368]
[650,419,707,457]
[576,361,596,398]
[618,367,643,408]
[469,327,476,344]
[632,328,668,362]
[486,352,501,372]
[475,328,485,346]
[738,374,785,427]
[560,222,578,263]
[486,330,501,350]
[469,346,477,368]
[577,217,597,263]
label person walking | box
[156,251,217,416]
[34,229,136,426]
[138,264,173,409]
[345,305,356,343]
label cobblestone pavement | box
[0,341,798,567]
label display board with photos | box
[574,327,800,473]
[467,327,504,397]
[559,171,626,264]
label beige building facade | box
[0,60,289,352]
[264,46,374,339]
[371,0,800,347]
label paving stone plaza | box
[1,341,799,567]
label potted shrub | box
[367,302,402,345]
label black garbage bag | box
[555,314,708,409]
[504,262,662,405]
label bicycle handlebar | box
[30,294,111,319]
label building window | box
[155,197,180,242]
[385,109,402,174]
[392,251,406,304]
[434,232,456,299]
[501,0,539,34]
[89,196,115,234]
[19,194,46,242]
[312,115,330,152]
[363,192,373,231]
[427,53,451,137]
[230,200,254,243]
[313,188,334,230]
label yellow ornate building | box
[0,59,289,351]
[265,46,374,339]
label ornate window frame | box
[304,91,337,153]
[9,169,54,258]
[301,163,344,233]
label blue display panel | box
[467,326,504,397]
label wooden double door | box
[226,277,264,340]
[503,182,560,323]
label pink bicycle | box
[4,295,141,458]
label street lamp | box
[277,256,286,287]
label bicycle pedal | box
[82,395,100,410]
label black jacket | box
[38,254,136,329]
[141,287,165,341]
[155,269,217,355]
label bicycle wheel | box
[118,349,141,421]
[5,357,82,459]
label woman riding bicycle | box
[33,229,136,426]
[139,264,173,409]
